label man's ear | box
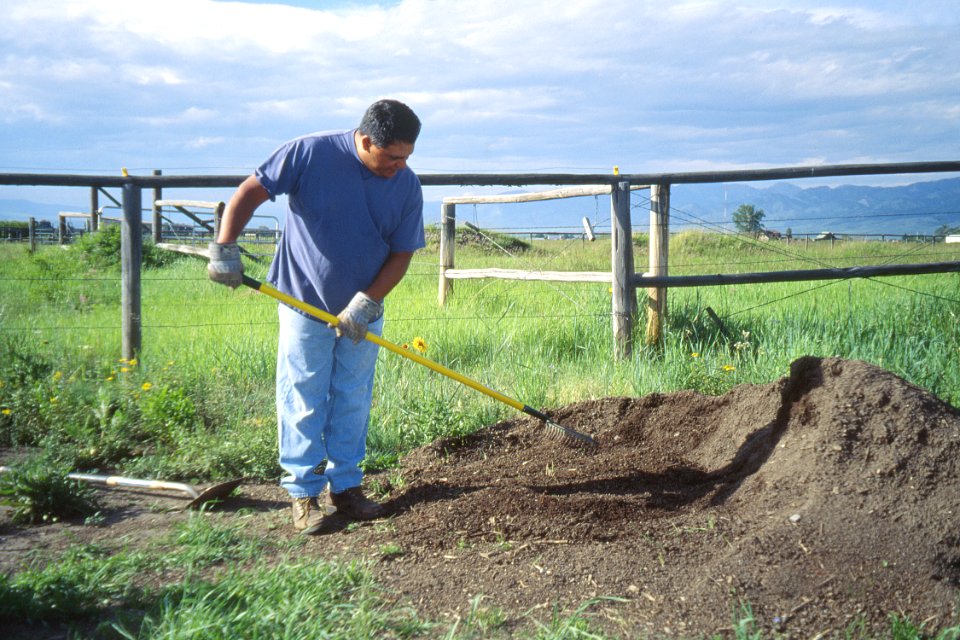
[359,134,374,152]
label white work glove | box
[207,242,243,289]
[332,292,383,343]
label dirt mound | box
[356,356,960,636]
[3,356,959,637]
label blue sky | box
[1,0,958,220]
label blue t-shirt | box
[257,129,425,316]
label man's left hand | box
[332,292,383,343]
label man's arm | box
[333,251,415,342]
[217,175,271,243]
[208,175,271,287]
[365,251,415,301]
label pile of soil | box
[3,356,959,638]
[357,355,960,636]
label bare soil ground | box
[2,356,959,638]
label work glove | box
[207,242,243,288]
[332,292,383,343]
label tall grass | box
[2,231,959,480]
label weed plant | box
[0,459,99,524]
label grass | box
[0,513,430,638]
[115,559,427,639]
[1,229,960,637]
[0,509,627,638]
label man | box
[207,99,424,534]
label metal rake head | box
[543,418,599,447]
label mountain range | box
[2,176,958,237]
[669,176,960,236]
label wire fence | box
[2,163,959,362]
[2,193,959,344]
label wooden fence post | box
[121,183,142,360]
[152,169,162,243]
[214,201,225,240]
[58,215,67,245]
[90,187,99,231]
[645,183,670,346]
[610,180,634,359]
[438,202,455,306]
[28,217,36,253]
[582,216,595,241]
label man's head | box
[356,99,420,179]
[358,99,421,147]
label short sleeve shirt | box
[256,129,425,316]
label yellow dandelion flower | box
[141,382,153,391]
[412,337,428,353]
[106,376,115,382]
[129,358,138,366]
[120,367,130,373]
[1,408,11,415]
[722,365,736,372]
[50,396,58,404]
[118,358,128,364]
[691,352,700,358]
[52,371,63,382]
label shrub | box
[75,224,178,269]
[0,461,100,524]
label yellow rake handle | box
[242,275,527,413]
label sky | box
[1,0,958,223]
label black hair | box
[358,99,421,147]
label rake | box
[157,243,596,446]
[241,274,597,447]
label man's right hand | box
[207,242,243,288]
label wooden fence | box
[2,159,960,361]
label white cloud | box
[0,101,53,124]
[121,65,185,86]
[188,136,227,150]
[135,107,221,127]
[0,0,957,176]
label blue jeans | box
[276,303,382,499]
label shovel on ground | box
[0,466,242,510]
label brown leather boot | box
[325,486,385,520]
[291,496,335,535]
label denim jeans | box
[276,303,382,499]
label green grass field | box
[2,227,959,481]
[1,227,959,637]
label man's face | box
[359,135,414,178]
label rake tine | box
[544,419,598,447]
[522,406,598,447]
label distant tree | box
[934,223,960,237]
[733,204,765,235]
